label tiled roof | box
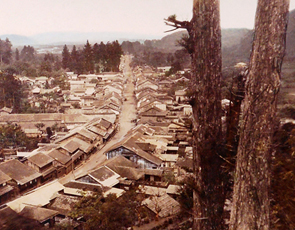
[103,155,144,180]
[98,118,112,129]
[89,166,120,187]
[122,139,162,166]
[142,193,181,218]
[64,180,103,193]
[47,194,79,215]
[19,206,59,223]
[48,149,71,165]
[0,170,12,184]
[28,152,54,168]
[61,137,93,154]
[87,125,107,137]
[0,159,41,185]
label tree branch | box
[164,15,191,33]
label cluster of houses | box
[116,65,193,170]
[0,71,125,139]
[41,65,195,227]
[0,61,195,228]
[0,70,127,205]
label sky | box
[1,0,295,38]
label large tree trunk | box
[190,0,224,229]
[229,1,289,229]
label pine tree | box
[70,45,83,74]
[15,48,20,61]
[83,40,94,73]
[20,45,35,62]
[62,45,71,70]
[0,38,12,64]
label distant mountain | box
[153,28,253,67]
[31,31,161,45]
[220,8,295,65]
[0,34,37,47]
[158,28,252,52]
[0,32,162,47]
[2,8,295,63]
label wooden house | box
[138,99,167,113]
[105,137,162,169]
[26,153,56,184]
[0,170,15,204]
[136,80,158,91]
[47,149,72,176]
[102,155,145,181]
[0,159,42,192]
[138,107,167,123]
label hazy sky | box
[1,0,295,37]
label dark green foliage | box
[35,122,45,131]
[62,45,71,70]
[51,73,70,90]
[93,41,123,72]
[70,189,143,230]
[83,40,94,73]
[20,45,36,62]
[177,175,195,214]
[0,38,12,64]
[15,48,20,61]
[64,41,123,74]
[165,61,182,76]
[46,126,53,139]
[11,61,38,77]
[0,70,24,112]
[0,123,39,150]
[51,122,68,132]
[271,123,295,229]
[72,102,81,109]
[122,38,190,69]
[162,170,176,183]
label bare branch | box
[164,15,191,33]
[164,27,180,33]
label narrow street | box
[59,55,137,184]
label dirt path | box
[59,55,137,184]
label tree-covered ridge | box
[121,40,191,69]
[0,38,124,78]
[62,40,123,74]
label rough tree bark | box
[190,1,224,229]
[229,1,290,229]
[165,1,224,229]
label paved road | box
[59,55,137,184]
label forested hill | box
[154,9,295,68]
[157,28,250,52]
